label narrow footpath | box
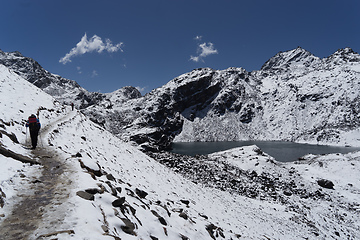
[0,110,76,240]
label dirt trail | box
[0,111,76,240]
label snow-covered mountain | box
[0,50,107,108]
[1,57,360,240]
[84,47,360,149]
[1,47,359,150]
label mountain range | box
[0,47,360,239]
[1,47,359,151]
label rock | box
[120,218,136,235]
[317,179,334,189]
[135,188,148,199]
[180,234,190,240]
[283,190,292,196]
[106,173,116,181]
[76,191,95,201]
[112,197,126,207]
[0,187,5,208]
[158,217,167,225]
[101,225,108,233]
[151,210,167,225]
[199,213,208,219]
[180,199,190,205]
[85,188,102,195]
[179,212,188,220]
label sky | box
[1,0,359,94]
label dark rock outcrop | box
[317,179,335,189]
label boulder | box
[112,197,126,207]
[317,179,334,189]
[135,188,148,199]
[76,191,95,201]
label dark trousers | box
[30,129,39,148]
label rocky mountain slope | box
[1,47,359,150]
[85,47,360,149]
[0,50,105,108]
[1,60,360,240]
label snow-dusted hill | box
[1,47,359,150]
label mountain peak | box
[260,47,318,71]
[325,47,360,64]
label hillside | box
[0,57,360,239]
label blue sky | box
[1,0,359,93]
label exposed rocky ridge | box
[1,47,360,150]
[0,50,106,108]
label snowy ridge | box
[0,50,105,108]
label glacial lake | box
[170,141,360,162]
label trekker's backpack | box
[28,116,38,130]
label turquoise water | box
[170,141,360,162]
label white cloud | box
[135,86,146,93]
[190,42,218,62]
[59,33,124,64]
[77,66,82,74]
[91,70,98,77]
[194,35,202,41]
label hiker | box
[71,102,74,111]
[25,114,41,149]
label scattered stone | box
[78,159,103,178]
[180,233,190,240]
[112,197,126,207]
[85,188,102,195]
[199,213,208,220]
[0,214,5,218]
[151,210,161,218]
[120,218,136,235]
[74,152,82,158]
[317,179,334,189]
[206,223,225,239]
[101,225,108,233]
[283,190,292,196]
[180,199,190,205]
[151,210,167,225]
[135,188,148,199]
[0,143,38,165]
[150,236,159,240]
[179,212,188,220]
[116,187,122,194]
[76,191,95,201]
[158,217,167,226]
[106,173,116,181]
[81,136,86,141]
